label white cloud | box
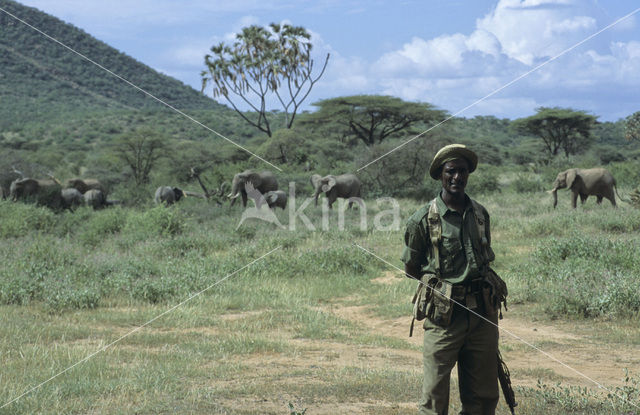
[476,0,598,65]
[356,0,640,120]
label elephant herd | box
[6,177,118,211]
[6,167,621,212]
[220,170,363,210]
[155,170,363,210]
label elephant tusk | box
[228,193,240,199]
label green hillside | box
[0,0,262,190]
[0,0,225,125]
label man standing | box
[402,144,500,415]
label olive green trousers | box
[419,304,499,415]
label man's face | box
[440,158,470,196]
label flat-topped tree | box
[303,95,448,147]
[512,107,597,158]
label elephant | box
[549,167,622,209]
[228,170,278,208]
[9,178,63,209]
[64,178,106,196]
[61,188,84,211]
[264,190,287,210]
[154,186,185,205]
[83,189,118,210]
[313,173,362,209]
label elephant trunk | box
[549,187,558,208]
[314,187,322,206]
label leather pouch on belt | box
[427,279,453,327]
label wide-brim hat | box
[429,144,478,179]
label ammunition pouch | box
[427,279,454,327]
[482,267,508,319]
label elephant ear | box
[566,169,578,189]
[248,172,262,187]
[266,192,278,204]
[311,174,322,189]
[322,176,337,192]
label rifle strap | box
[427,199,441,278]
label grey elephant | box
[9,178,63,209]
[155,186,185,205]
[549,167,622,208]
[84,189,115,210]
[313,173,362,209]
[64,178,106,196]
[228,170,278,207]
[264,190,287,210]
[61,188,84,211]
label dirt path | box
[212,276,639,414]
[329,302,639,388]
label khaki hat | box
[429,144,478,179]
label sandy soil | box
[211,273,639,414]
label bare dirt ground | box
[212,274,640,414]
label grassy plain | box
[1,188,639,414]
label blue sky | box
[14,0,640,121]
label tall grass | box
[1,186,639,414]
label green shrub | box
[79,207,127,245]
[123,206,186,239]
[0,202,57,237]
[519,235,640,318]
[467,165,500,194]
[511,173,544,193]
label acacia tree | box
[512,107,597,157]
[114,128,167,185]
[201,23,329,137]
[625,111,640,141]
[304,95,447,146]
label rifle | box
[497,350,517,414]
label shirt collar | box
[436,192,471,216]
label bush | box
[520,235,640,318]
[511,173,544,193]
[0,201,57,237]
[123,206,186,239]
[467,165,500,194]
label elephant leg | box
[606,193,616,207]
[596,195,603,204]
[580,193,588,204]
[571,192,578,209]
[328,193,338,209]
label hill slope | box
[0,0,224,130]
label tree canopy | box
[625,111,640,141]
[201,23,329,137]
[511,107,597,157]
[304,95,447,146]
